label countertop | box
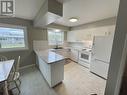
[35,50,65,64]
[34,46,92,64]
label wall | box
[31,28,48,40]
[0,18,46,67]
[67,17,116,48]
[71,17,116,30]
[0,17,68,67]
[119,56,127,95]
[105,0,127,94]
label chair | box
[4,81,9,95]
[0,55,7,61]
[0,83,4,94]
[8,56,21,95]
[0,55,8,93]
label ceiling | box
[15,0,45,20]
[55,0,120,27]
[14,0,120,27]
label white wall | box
[105,0,127,94]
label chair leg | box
[14,81,20,95]
[18,79,21,85]
[4,81,9,95]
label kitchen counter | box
[35,49,65,87]
[50,49,70,58]
[35,50,65,64]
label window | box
[48,30,64,45]
[0,24,28,51]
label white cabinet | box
[67,29,94,42]
[52,48,79,62]
[67,31,76,42]
[70,48,79,62]
[38,56,51,85]
[67,25,115,42]
[67,30,89,42]
[37,56,64,87]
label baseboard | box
[19,64,36,70]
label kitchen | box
[33,23,116,95]
[0,0,121,95]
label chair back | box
[0,55,7,61]
[8,56,20,82]
[15,56,21,72]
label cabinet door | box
[70,49,79,62]
[67,31,76,42]
[38,57,51,86]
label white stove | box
[78,48,92,68]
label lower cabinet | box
[70,49,79,62]
[51,49,79,63]
[38,57,51,85]
[38,56,64,87]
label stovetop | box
[82,48,92,52]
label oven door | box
[79,52,90,62]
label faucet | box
[56,44,59,49]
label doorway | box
[119,56,127,95]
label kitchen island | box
[35,50,65,87]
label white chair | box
[4,81,9,95]
[0,81,9,95]
[0,56,9,95]
[8,56,21,95]
[0,83,4,94]
[0,55,7,61]
[0,55,8,93]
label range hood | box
[34,0,63,28]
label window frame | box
[0,23,28,52]
[48,30,64,45]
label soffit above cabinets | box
[14,0,63,28]
[34,0,63,27]
[46,23,70,31]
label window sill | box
[0,47,29,52]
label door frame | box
[114,34,127,95]
[104,0,127,94]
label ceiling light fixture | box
[69,17,78,22]
[55,29,61,32]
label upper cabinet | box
[67,31,76,42]
[67,25,115,42]
[67,29,92,42]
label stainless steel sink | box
[53,47,63,49]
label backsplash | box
[67,41,93,49]
[33,40,69,50]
